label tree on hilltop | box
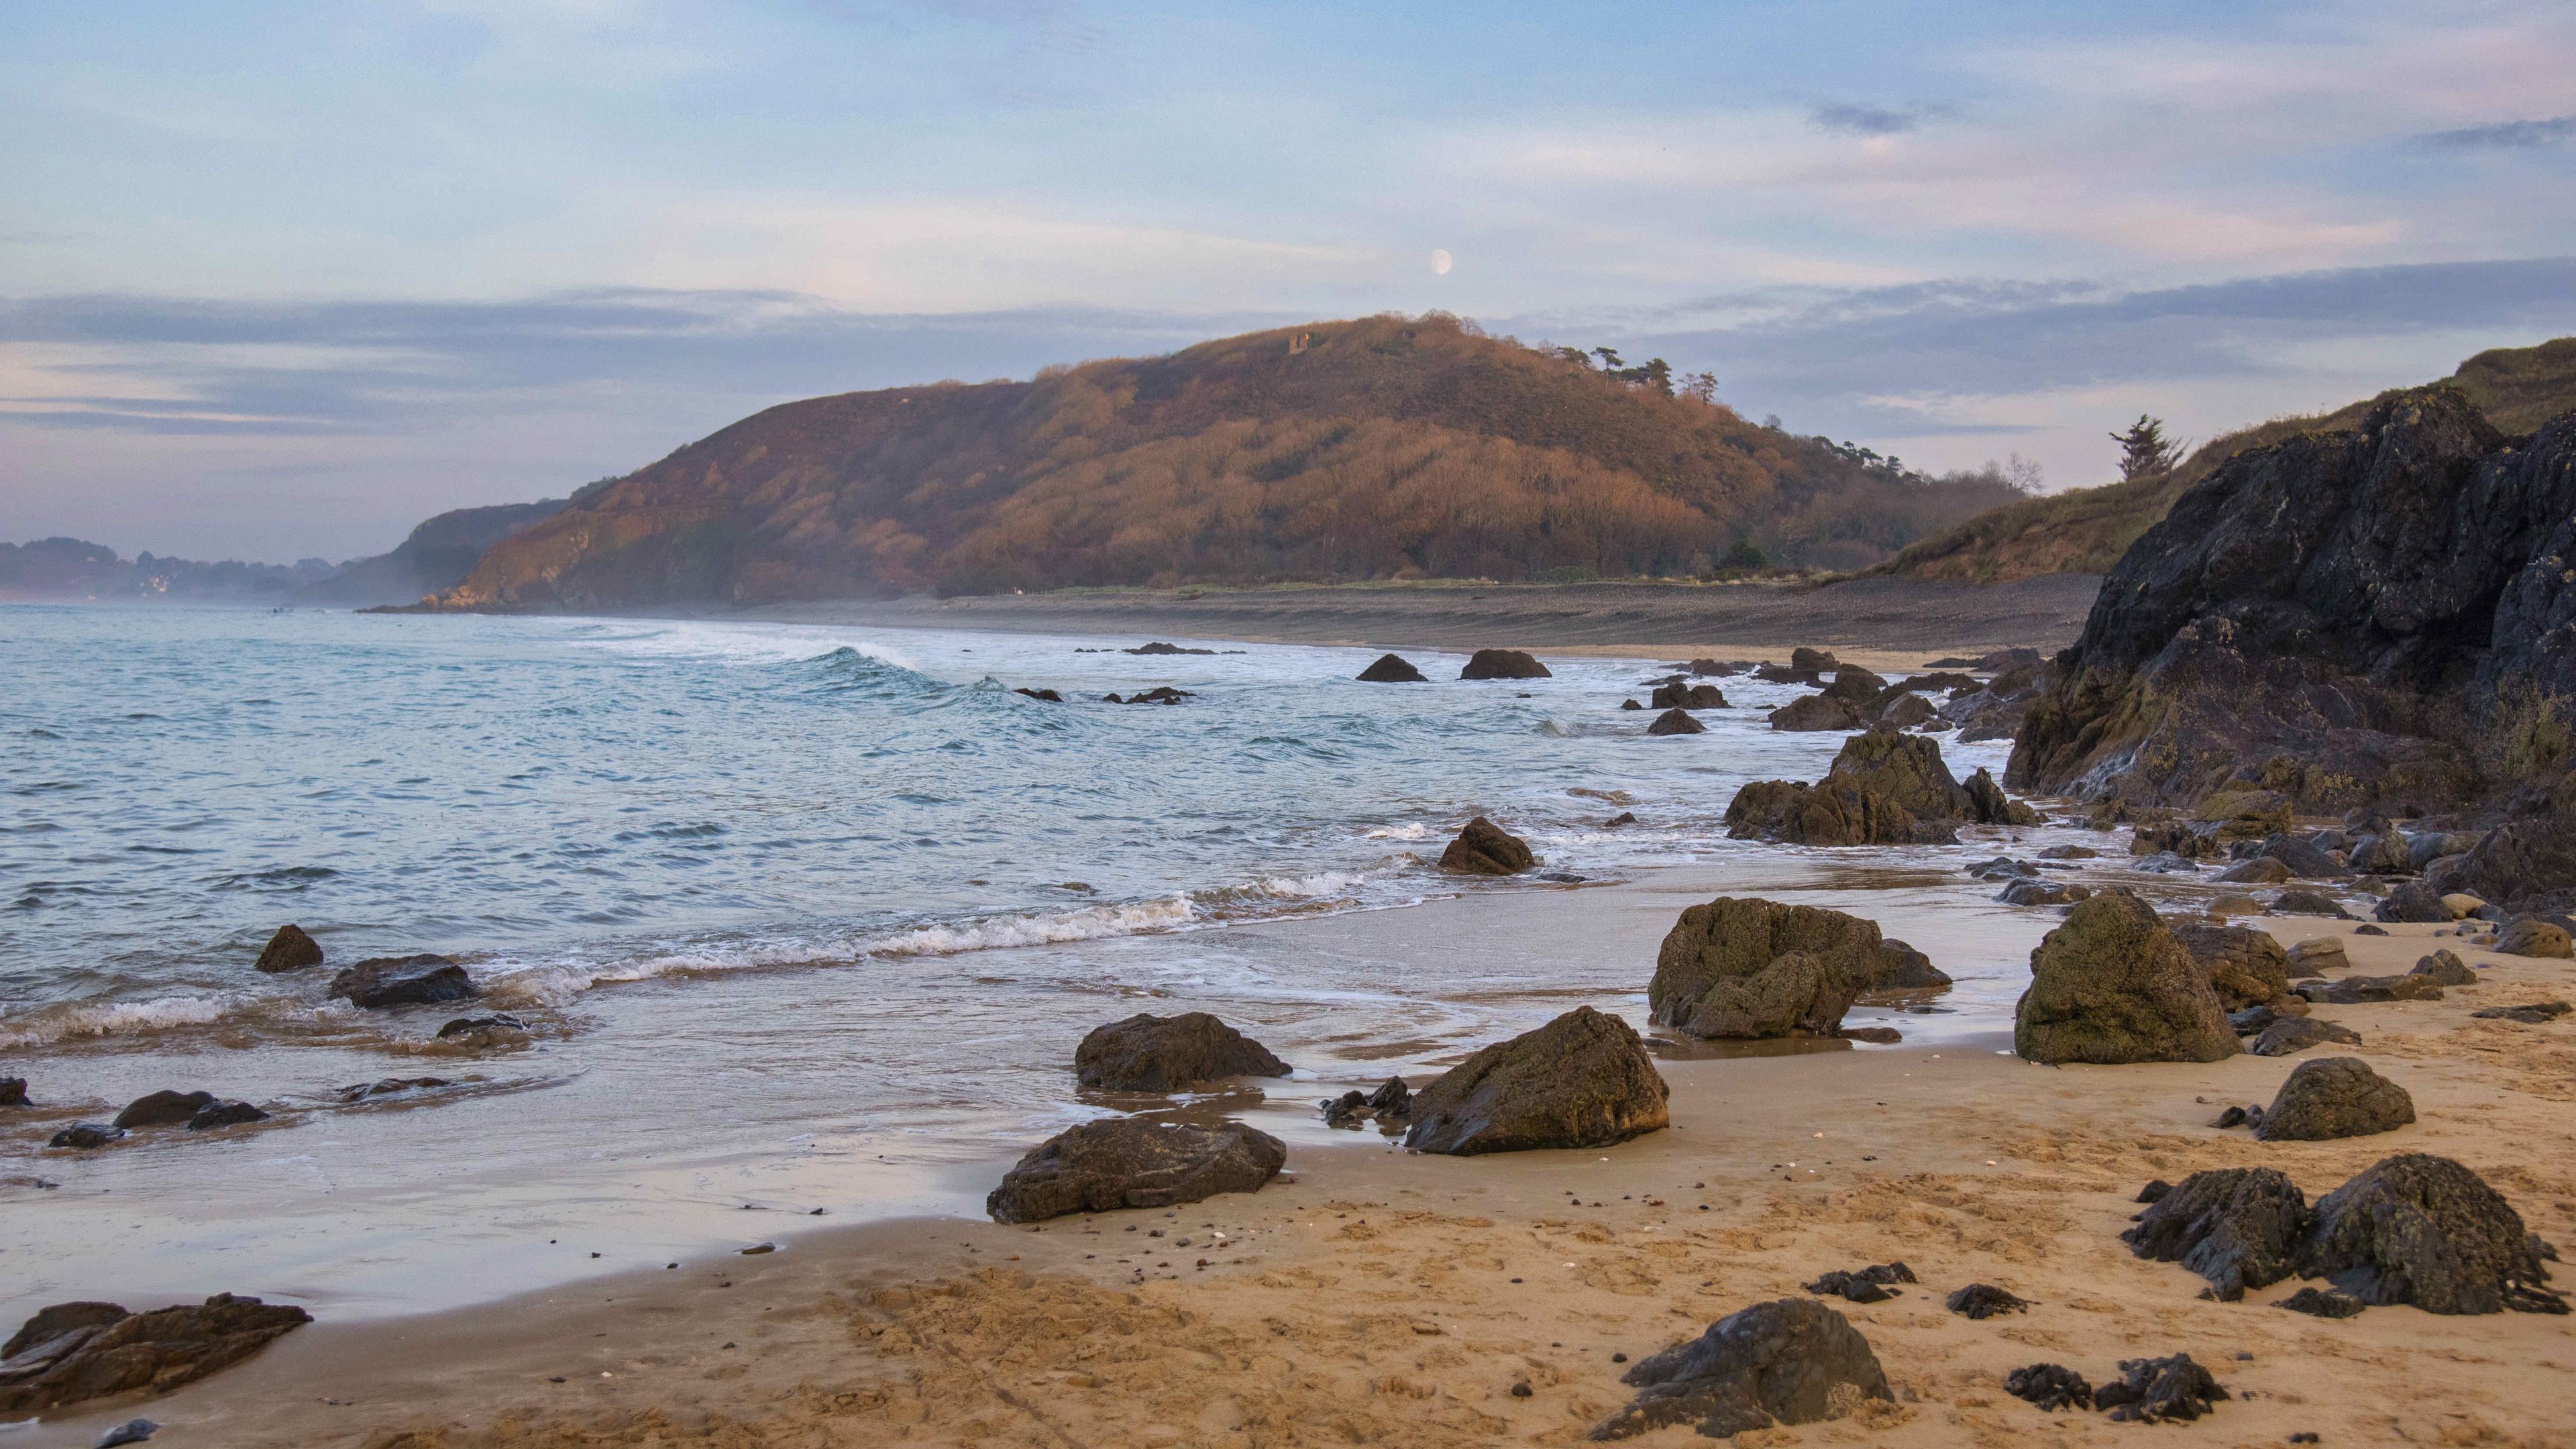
[2111,415,2186,481]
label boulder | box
[1073,1012,1291,1091]
[185,1101,269,1132]
[1818,667,1890,705]
[2218,857,2292,885]
[1865,938,1952,991]
[2255,1057,2416,1141]
[0,1077,23,1108]
[1721,778,1949,847]
[1875,693,1937,730]
[2169,924,2292,1010]
[984,1118,1285,1224]
[113,1090,215,1130]
[1767,695,1864,731]
[433,1014,529,1049]
[1790,647,1838,674]
[2121,1166,2308,1299]
[2015,891,2241,1065]
[2038,844,2100,860]
[1011,686,1063,702]
[2375,881,2452,924]
[2003,1364,2094,1412]
[2133,851,2201,873]
[1437,816,1535,874]
[1962,768,2041,826]
[1321,1076,1411,1129]
[0,1294,311,1413]
[1646,707,1705,736]
[2496,918,2575,957]
[1945,1283,2031,1320]
[1356,653,1428,683]
[2132,820,2219,859]
[47,1124,121,1150]
[1997,878,2088,907]
[2269,889,2353,918]
[2302,973,2443,1004]
[2251,1017,2362,1056]
[2294,1154,2565,1313]
[1827,729,1974,820]
[2348,832,2414,875]
[2410,830,2483,873]
[1458,649,1549,680]
[2259,835,2347,879]
[2285,938,2349,975]
[1401,1006,1668,1155]
[1619,698,1643,710]
[327,955,476,1010]
[253,924,323,973]
[1653,898,1916,1037]
[1650,682,1727,710]
[2410,949,2477,986]
[1589,1298,1892,1441]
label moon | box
[1430,248,1452,276]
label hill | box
[1868,335,2576,584]
[424,314,2027,610]
[294,496,569,606]
[0,537,335,600]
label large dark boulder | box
[2496,917,2575,957]
[253,924,323,973]
[1073,1012,1290,1091]
[2294,1154,2565,1313]
[1646,707,1706,736]
[0,1078,24,1108]
[1458,648,1549,680]
[1356,653,1427,683]
[2260,834,2347,879]
[1767,694,1864,732]
[2375,881,2452,923]
[2255,1057,2416,1141]
[1438,816,1535,874]
[984,1118,1285,1224]
[1653,898,1924,1037]
[1962,768,2040,826]
[1401,1006,1667,1155]
[2015,890,2241,1064]
[1827,728,1972,820]
[1721,778,1947,847]
[0,1295,311,1413]
[2169,923,2294,1010]
[1818,667,1889,704]
[326,955,476,1010]
[113,1090,215,1130]
[2121,1166,2308,1300]
[1650,682,1727,710]
[1590,1297,1891,1441]
[1867,938,1952,991]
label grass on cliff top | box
[1868,335,2576,584]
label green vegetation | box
[1870,336,2576,584]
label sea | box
[0,603,2149,1320]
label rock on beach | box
[2014,890,2240,1065]
[1073,1012,1291,1092]
[983,1118,1287,1224]
[1401,1006,1668,1155]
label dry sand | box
[739,574,2101,659]
[35,921,2575,1448]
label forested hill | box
[429,313,2026,610]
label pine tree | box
[2111,415,2185,480]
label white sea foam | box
[1364,823,1434,841]
[860,896,1198,958]
[0,993,233,1049]
[558,620,922,672]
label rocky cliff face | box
[2008,387,2576,826]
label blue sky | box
[3,0,2571,560]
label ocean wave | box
[0,993,235,1049]
[558,620,923,674]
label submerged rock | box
[1011,686,1063,702]
[1074,1012,1290,1092]
[113,1091,216,1130]
[1646,707,1706,736]
[2015,890,2240,1065]
[1438,816,1536,875]
[1589,1297,1892,1441]
[46,1124,122,1150]
[1402,1006,1668,1155]
[337,1077,453,1103]
[433,1014,529,1050]
[2294,1154,2566,1313]
[2255,1057,2416,1141]
[0,1077,23,1109]
[253,923,323,973]
[1458,648,1550,680]
[2121,1166,2307,1300]
[327,954,476,1010]
[1356,653,1428,683]
[0,1294,311,1413]
[184,1101,268,1132]
[984,1118,1285,1224]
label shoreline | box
[32,918,2575,1448]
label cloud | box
[2420,116,2576,149]
[1807,102,1950,136]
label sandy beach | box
[737,575,2103,660]
[27,892,2573,1448]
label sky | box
[3,0,2571,562]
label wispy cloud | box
[1808,102,1953,136]
[2420,116,2576,149]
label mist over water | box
[0,602,2115,1318]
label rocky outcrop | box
[1590,1298,1891,1441]
[1356,653,1427,683]
[254,924,322,973]
[1937,654,2048,742]
[1652,899,1928,1038]
[2007,389,2576,910]
[1767,695,1864,731]
[1073,1013,1291,1091]
[1401,1006,1668,1155]
[327,955,476,1010]
[2255,1057,2415,1141]
[1646,707,1706,736]
[2285,938,2349,975]
[2294,1155,2564,1313]
[2015,890,2239,1065]
[1438,816,1535,874]
[1651,682,1727,710]
[1459,649,1549,680]
[0,1295,311,1413]
[984,1118,1285,1224]
[1726,729,2033,846]
[2122,1167,2308,1300]
[2169,924,2294,1011]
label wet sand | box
[739,574,2101,659]
[31,914,2575,1448]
